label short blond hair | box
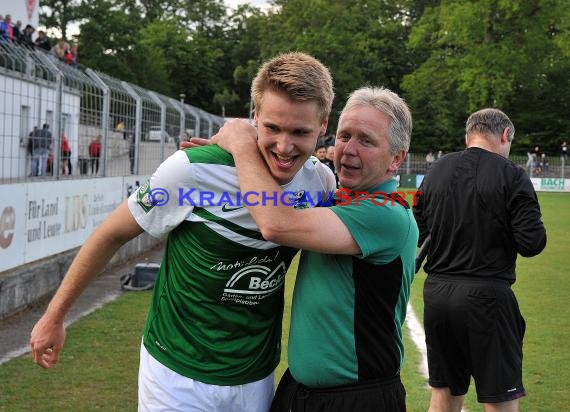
[251,52,334,123]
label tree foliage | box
[402,0,570,153]
[40,0,83,40]
[50,0,570,153]
[254,0,417,132]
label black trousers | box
[270,369,406,412]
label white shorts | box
[138,343,274,412]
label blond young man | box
[30,52,335,412]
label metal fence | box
[402,153,567,180]
[0,41,225,183]
[1,41,567,183]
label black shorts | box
[424,274,526,403]
[270,369,406,412]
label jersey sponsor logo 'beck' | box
[221,261,287,306]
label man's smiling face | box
[255,90,327,184]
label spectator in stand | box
[49,39,69,61]
[27,126,38,175]
[31,124,52,176]
[532,145,541,159]
[12,20,21,40]
[21,24,35,48]
[12,20,22,43]
[540,153,549,174]
[61,134,72,175]
[314,143,326,162]
[63,46,74,65]
[34,30,51,51]
[89,135,102,175]
[532,154,541,175]
[68,43,79,66]
[62,43,78,66]
[0,14,13,42]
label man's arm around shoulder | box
[237,148,358,255]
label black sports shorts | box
[270,369,406,412]
[423,274,526,403]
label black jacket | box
[413,147,546,282]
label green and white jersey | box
[128,145,335,386]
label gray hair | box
[339,86,413,154]
[466,108,515,142]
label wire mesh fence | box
[0,42,225,183]
[402,153,567,180]
[1,42,567,183]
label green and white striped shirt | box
[128,145,335,385]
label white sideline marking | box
[405,302,429,378]
[406,302,468,412]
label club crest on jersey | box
[136,180,154,213]
[292,190,310,209]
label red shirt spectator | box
[61,135,71,154]
[61,135,72,175]
[89,136,101,158]
[88,135,102,175]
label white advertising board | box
[0,177,132,273]
[23,178,124,262]
[0,184,27,271]
[530,178,570,192]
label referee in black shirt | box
[413,108,546,412]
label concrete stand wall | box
[0,233,161,320]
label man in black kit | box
[413,108,546,412]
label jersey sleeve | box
[331,199,414,263]
[128,150,199,238]
[507,166,547,257]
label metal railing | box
[0,42,225,183]
[1,42,566,183]
[401,153,566,180]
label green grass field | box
[0,191,567,411]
